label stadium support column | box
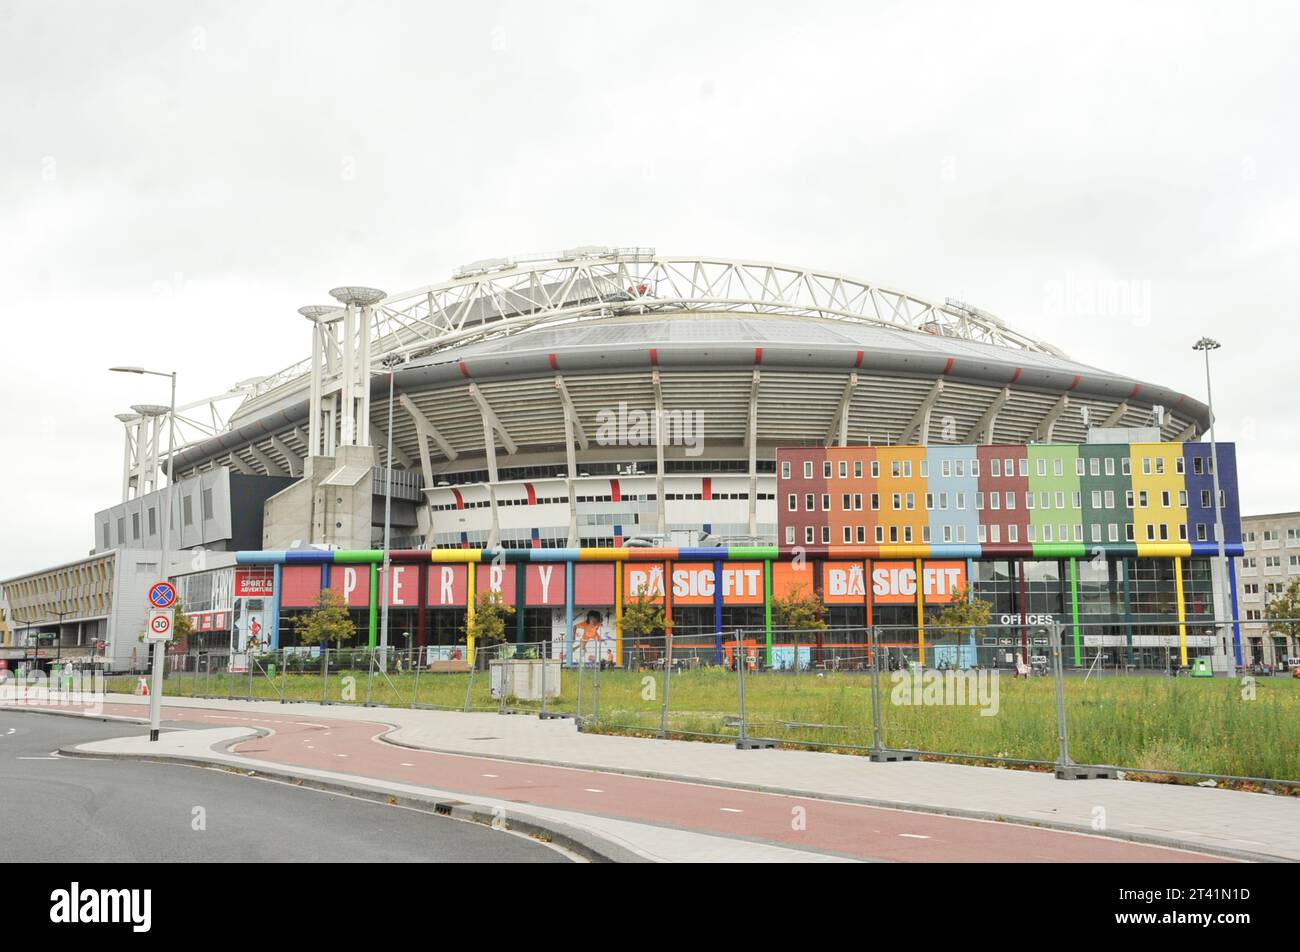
[515,560,526,645]
[466,561,477,666]
[915,557,926,666]
[368,563,378,649]
[269,563,282,650]
[747,369,760,536]
[470,383,515,549]
[1121,559,1134,666]
[713,558,724,666]
[1227,558,1243,667]
[615,562,624,667]
[653,368,666,536]
[555,375,586,548]
[763,559,773,668]
[1069,557,1081,666]
[115,413,141,501]
[1174,556,1189,667]
[564,561,575,665]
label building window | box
[183,496,194,526]
[784,526,795,545]
[821,493,830,511]
[839,461,847,478]
[131,513,140,540]
[821,525,830,544]
[787,494,797,512]
[843,526,852,544]
[1007,524,1017,543]
[823,461,832,479]
[781,461,791,479]
[804,526,814,544]
[202,488,214,520]
[805,494,815,512]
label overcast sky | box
[1,0,1297,579]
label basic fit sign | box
[623,563,764,604]
[871,560,967,604]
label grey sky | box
[1,0,1297,578]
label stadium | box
[1,247,1244,672]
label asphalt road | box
[0,710,569,863]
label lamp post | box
[112,366,177,741]
[1192,337,1233,674]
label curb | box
[55,731,647,864]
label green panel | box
[728,545,781,561]
[763,560,773,667]
[335,549,384,564]
[1069,557,1081,665]
[1033,543,1086,559]
[367,564,379,648]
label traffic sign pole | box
[147,579,177,742]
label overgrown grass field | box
[106,666,1300,784]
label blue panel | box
[677,547,724,561]
[237,551,286,564]
[532,548,581,562]
[284,549,334,564]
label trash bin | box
[268,663,276,679]
[1190,657,1213,678]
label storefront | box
[234,545,1243,669]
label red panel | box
[234,567,275,598]
[476,563,518,605]
[525,563,566,606]
[425,564,468,607]
[280,566,323,608]
[525,483,537,505]
[702,477,712,501]
[329,565,372,608]
[610,479,621,503]
[386,563,421,608]
[574,563,614,604]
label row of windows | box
[1242,555,1298,569]
[784,454,1219,482]
[787,520,1212,546]
[431,492,776,512]
[788,486,1226,516]
[1244,527,1300,543]
[102,490,214,548]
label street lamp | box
[1192,337,1233,673]
[111,365,177,741]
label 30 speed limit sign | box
[146,608,175,641]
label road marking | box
[720,807,743,813]
[899,833,931,839]
[335,753,349,758]
[585,788,604,794]
[400,762,415,767]
[482,773,498,778]
[17,756,59,761]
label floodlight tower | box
[328,286,387,450]
[115,412,142,501]
[298,304,340,459]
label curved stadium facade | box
[168,248,1213,551]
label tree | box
[770,584,827,632]
[622,591,668,640]
[930,586,992,670]
[462,589,515,662]
[621,592,669,666]
[294,589,354,651]
[172,600,195,655]
[1266,578,1300,662]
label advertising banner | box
[871,560,967,604]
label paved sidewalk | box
[55,693,1300,861]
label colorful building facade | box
[231,441,1243,670]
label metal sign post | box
[146,581,177,741]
